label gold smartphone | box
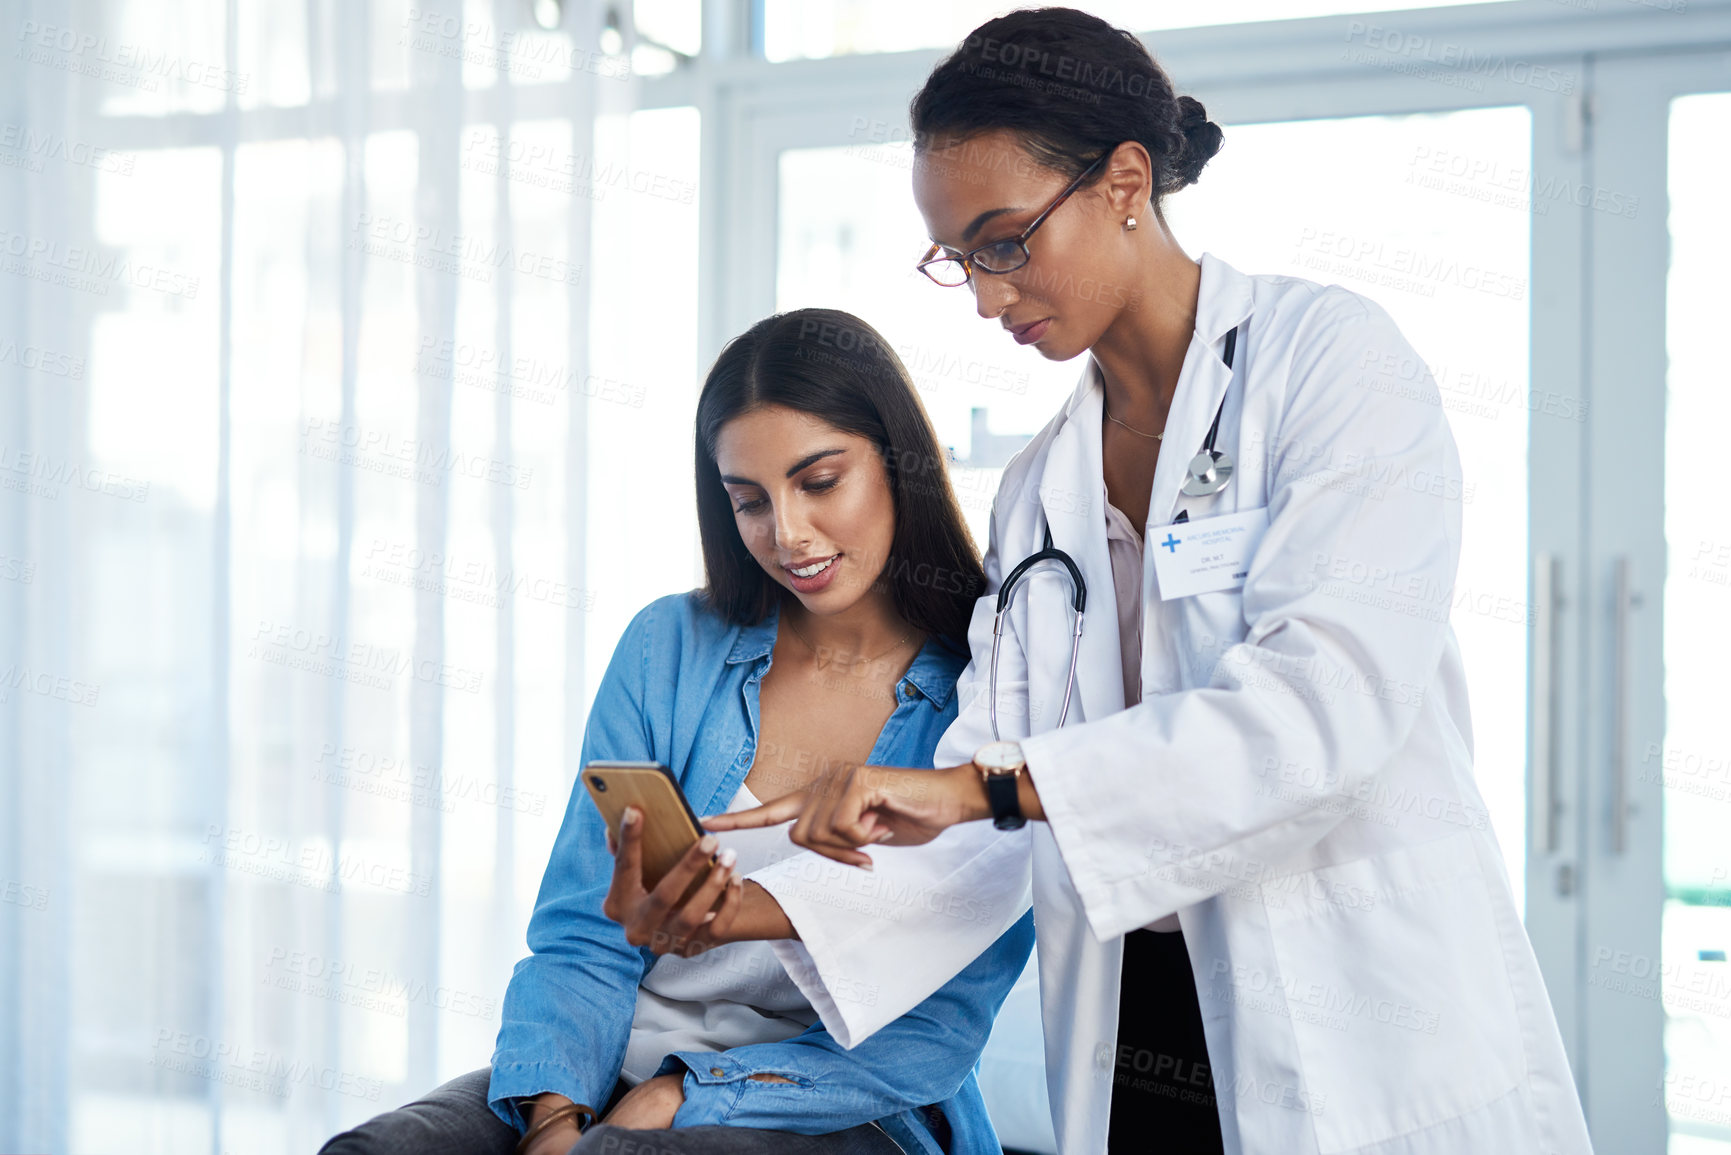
[582,761,717,892]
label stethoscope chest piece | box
[1181,449,1234,497]
[1178,326,1241,499]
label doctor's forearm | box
[943,763,1046,825]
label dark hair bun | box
[1173,95,1224,190]
[910,7,1225,207]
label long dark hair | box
[910,7,1224,215]
[694,309,985,654]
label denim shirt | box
[488,591,1036,1155]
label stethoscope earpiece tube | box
[990,526,1086,739]
[995,526,1086,615]
[989,550,1084,739]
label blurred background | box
[0,0,1726,1151]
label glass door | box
[1660,88,1731,1154]
[1582,51,1731,1154]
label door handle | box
[1610,556,1637,854]
[1532,552,1561,855]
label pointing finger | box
[702,793,805,831]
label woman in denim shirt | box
[320,308,1034,1155]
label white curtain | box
[0,1,706,1151]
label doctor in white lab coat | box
[711,9,1594,1154]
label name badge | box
[1150,507,1270,600]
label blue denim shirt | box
[488,591,1036,1155]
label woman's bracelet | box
[515,1099,597,1154]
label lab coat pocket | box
[1259,831,1524,1153]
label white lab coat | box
[752,253,1592,1155]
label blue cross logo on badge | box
[1161,533,1182,553]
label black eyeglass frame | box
[915,151,1111,287]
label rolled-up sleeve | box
[749,826,1031,1048]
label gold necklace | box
[784,613,915,671]
[1104,402,1163,440]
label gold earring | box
[1124,216,1138,231]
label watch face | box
[975,740,1025,774]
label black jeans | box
[1107,929,1226,1154]
[317,1066,910,1155]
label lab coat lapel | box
[1023,373,1129,1155]
[1035,368,1125,731]
[1148,254,1256,528]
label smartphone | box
[582,761,717,892]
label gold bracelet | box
[515,1100,596,1155]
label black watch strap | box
[985,773,1026,831]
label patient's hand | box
[599,1072,685,1129]
[602,807,743,958]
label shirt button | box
[902,684,917,699]
[709,1067,726,1077]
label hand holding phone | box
[587,762,745,956]
[603,806,745,956]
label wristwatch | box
[972,740,1027,830]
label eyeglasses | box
[915,152,1109,288]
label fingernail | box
[703,911,718,923]
[698,834,718,853]
[859,859,874,872]
[623,807,640,827]
[717,847,737,869]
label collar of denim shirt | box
[722,604,964,711]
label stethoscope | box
[987,325,1240,740]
